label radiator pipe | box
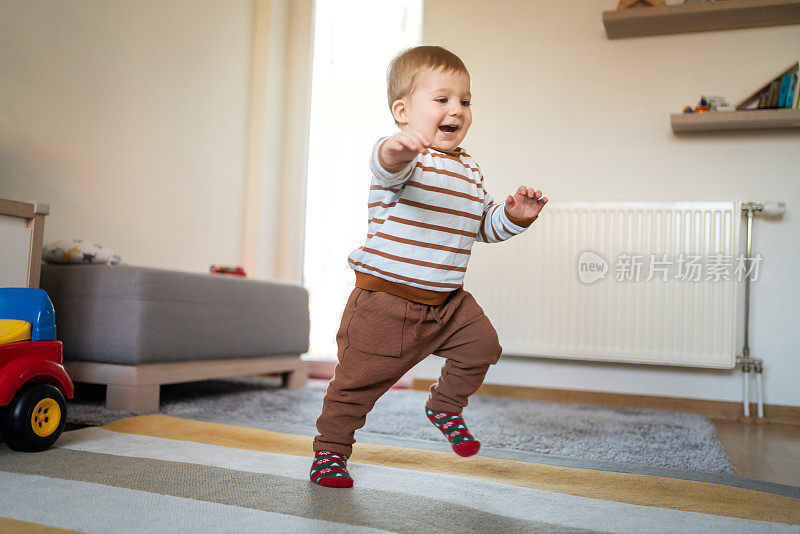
[738,204,755,420]
[742,206,753,358]
[737,201,785,423]
[756,362,764,419]
[742,360,750,418]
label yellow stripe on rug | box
[0,517,82,534]
[103,414,799,525]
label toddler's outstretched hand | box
[505,186,548,220]
[379,131,432,172]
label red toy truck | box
[0,288,74,451]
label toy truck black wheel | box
[0,383,67,452]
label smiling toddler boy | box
[310,46,548,488]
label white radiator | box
[465,200,743,369]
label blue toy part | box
[0,288,57,341]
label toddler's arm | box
[370,131,432,188]
[505,186,548,220]
[477,180,548,243]
[378,131,431,173]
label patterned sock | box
[310,451,354,488]
[425,407,481,457]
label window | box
[303,0,422,360]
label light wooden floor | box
[712,419,800,486]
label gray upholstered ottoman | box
[40,264,309,410]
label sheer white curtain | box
[303,0,422,360]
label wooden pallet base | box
[66,354,307,411]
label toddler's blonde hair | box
[387,46,469,121]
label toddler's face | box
[395,68,472,152]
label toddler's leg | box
[314,357,406,457]
[426,291,502,456]
[427,297,502,413]
[312,288,418,486]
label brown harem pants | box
[313,287,502,457]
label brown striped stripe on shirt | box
[360,247,467,272]
[348,258,462,289]
[414,163,481,188]
[405,181,482,203]
[371,231,471,255]
[423,150,481,173]
[387,216,478,238]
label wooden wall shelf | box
[670,109,800,133]
[603,0,800,38]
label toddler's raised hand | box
[379,131,432,172]
[505,186,548,220]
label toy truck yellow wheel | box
[0,383,67,452]
[31,397,61,437]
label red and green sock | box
[310,451,353,488]
[426,407,481,457]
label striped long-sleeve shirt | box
[347,137,537,305]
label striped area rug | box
[1,414,798,533]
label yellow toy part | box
[0,319,32,345]
[31,397,62,437]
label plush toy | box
[43,239,124,265]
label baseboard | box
[306,360,337,379]
[411,379,800,425]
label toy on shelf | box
[0,288,74,452]
[706,95,733,111]
[682,95,711,113]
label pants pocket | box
[346,290,405,357]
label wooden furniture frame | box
[66,355,308,411]
[603,0,800,39]
[0,198,48,288]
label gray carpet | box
[65,377,734,474]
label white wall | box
[0,1,253,273]
[415,0,800,406]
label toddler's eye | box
[435,97,448,104]
[461,100,471,107]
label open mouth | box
[439,124,459,135]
